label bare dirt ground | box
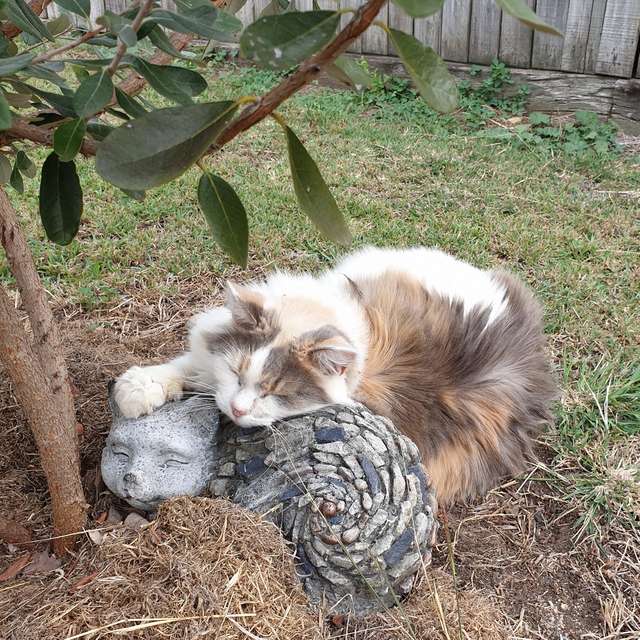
[2,281,634,640]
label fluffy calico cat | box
[114,246,555,503]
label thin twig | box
[32,27,106,64]
[0,120,98,155]
[106,0,155,75]
[213,0,388,150]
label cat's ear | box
[225,281,272,332]
[297,325,357,376]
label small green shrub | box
[481,109,620,156]
[458,60,530,127]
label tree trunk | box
[0,191,85,554]
[0,188,77,435]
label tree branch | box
[106,0,155,76]
[1,120,98,155]
[214,0,388,148]
[32,26,106,64]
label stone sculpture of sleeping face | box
[101,392,220,512]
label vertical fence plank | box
[560,0,594,72]
[360,3,388,54]
[236,0,254,28]
[414,9,442,54]
[341,0,363,53]
[104,0,127,12]
[531,0,569,70]
[441,0,471,62]
[499,0,534,68]
[388,3,413,55]
[583,0,606,73]
[468,0,501,65]
[414,8,441,54]
[595,0,640,77]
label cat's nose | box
[231,403,248,419]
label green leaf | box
[54,0,89,20]
[528,111,550,126]
[0,154,12,184]
[198,171,248,267]
[240,11,340,69]
[258,0,289,18]
[95,100,237,190]
[388,29,458,113]
[10,162,23,193]
[16,150,36,177]
[0,52,36,76]
[115,87,147,118]
[39,153,83,245]
[118,24,137,47]
[0,91,11,130]
[96,10,131,34]
[130,58,206,105]
[575,110,600,129]
[147,7,241,41]
[390,0,443,18]
[86,121,113,141]
[147,25,187,59]
[5,0,54,42]
[73,69,113,118]
[331,55,372,90]
[32,87,77,116]
[495,0,563,36]
[23,63,68,88]
[284,125,351,245]
[53,118,86,161]
[46,13,71,35]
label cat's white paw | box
[113,365,184,418]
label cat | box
[113,246,555,503]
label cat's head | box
[206,282,358,427]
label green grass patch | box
[2,61,638,539]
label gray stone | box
[341,526,360,545]
[102,394,219,512]
[103,398,437,617]
[354,478,368,492]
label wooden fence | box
[241,0,640,79]
[46,0,640,78]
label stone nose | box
[123,472,138,485]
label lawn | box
[1,59,639,638]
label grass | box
[1,60,639,636]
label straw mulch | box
[1,496,508,640]
[2,497,322,640]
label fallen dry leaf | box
[70,569,100,591]
[0,553,32,581]
[95,511,108,524]
[124,513,149,531]
[23,550,61,575]
[88,529,105,545]
[75,421,84,436]
[0,518,32,546]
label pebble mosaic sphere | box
[210,404,438,615]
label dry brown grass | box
[1,496,511,640]
[2,497,322,640]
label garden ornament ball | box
[102,391,438,615]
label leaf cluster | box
[0,0,563,265]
